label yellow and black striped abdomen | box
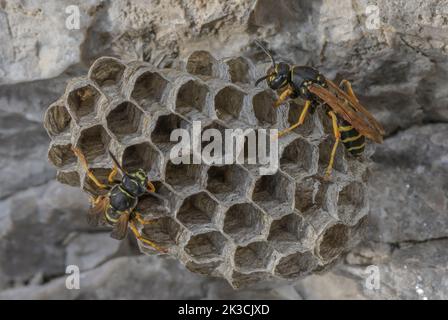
[339,122,365,156]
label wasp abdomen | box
[339,121,365,156]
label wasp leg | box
[129,220,167,253]
[339,79,359,103]
[274,87,294,108]
[278,100,311,137]
[134,212,156,225]
[147,181,156,193]
[72,147,108,189]
[108,165,118,183]
[324,111,341,180]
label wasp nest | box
[44,51,370,288]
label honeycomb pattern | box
[44,51,370,288]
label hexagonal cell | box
[201,121,229,161]
[122,142,162,178]
[185,260,221,275]
[66,85,100,122]
[106,101,143,141]
[295,178,325,214]
[252,171,294,218]
[274,251,318,279]
[177,192,219,229]
[214,86,245,121]
[317,223,350,262]
[76,125,111,162]
[164,161,202,191]
[230,271,273,289]
[82,167,113,195]
[338,182,366,224]
[48,143,77,169]
[280,137,317,179]
[288,101,317,137]
[142,216,181,248]
[205,165,249,202]
[56,170,80,187]
[131,71,168,110]
[135,183,171,218]
[184,231,226,261]
[223,203,266,244]
[44,102,72,137]
[89,57,125,91]
[234,242,274,272]
[175,80,208,115]
[151,113,190,151]
[252,90,277,127]
[226,57,251,84]
[268,214,303,243]
[186,51,217,77]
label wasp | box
[254,40,385,179]
[72,147,167,253]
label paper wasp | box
[72,147,167,253]
[254,40,385,179]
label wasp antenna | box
[255,73,275,87]
[108,150,127,175]
[254,40,276,67]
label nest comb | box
[44,50,370,288]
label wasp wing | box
[325,79,385,136]
[308,83,383,143]
[110,212,130,240]
[87,195,109,227]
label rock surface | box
[0,0,447,299]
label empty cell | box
[67,85,100,121]
[82,167,113,195]
[184,231,226,260]
[214,86,245,121]
[175,80,208,115]
[268,214,303,243]
[48,143,77,169]
[226,57,251,84]
[122,142,161,176]
[206,165,248,200]
[177,192,219,228]
[280,137,316,178]
[337,182,366,224]
[186,260,221,275]
[252,171,294,216]
[223,203,265,244]
[252,90,277,126]
[274,251,318,279]
[215,86,244,121]
[131,71,168,110]
[317,223,350,262]
[136,191,170,218]
[142,217,181,247]
[295,178,324,214]
[234,242,273,271]
[230,271,272,289]
[56,170,80,187]
[44,102,72,137]
[151,113,189,150]
[89,57,125,89]
[106,101,143,141]
[186,51,217,76]
[76,125,111,162]
[164,161,202,190]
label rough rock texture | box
[43,54,369,288]
[0,0,447,298]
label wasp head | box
[254,40,290,90]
